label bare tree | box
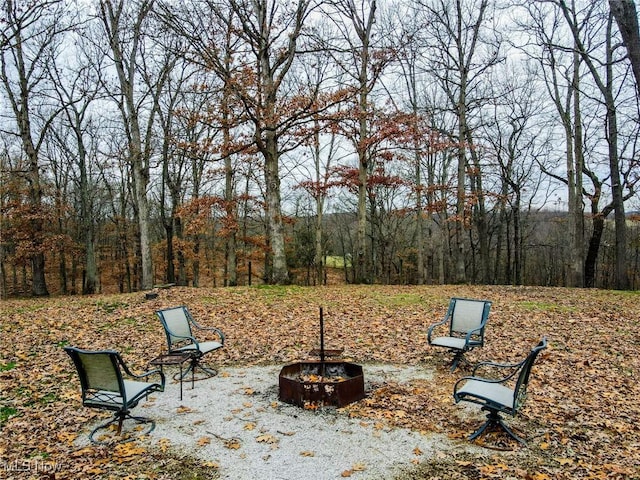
[0,0,74,296]
[482,63,549,285]
[159,0,326,284]
[322,0,397,283]
[556,0,631,289]
[97,0,176,290]
[48,26,106,294]
[420,0,501,284]
[609,0,640,93]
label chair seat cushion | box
[123,380,158,403]
[175,341,223,355]
[456,379,516,411]
[86,380,157,409]
[430,336,467,350]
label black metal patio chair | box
[64,346,165,444]
[156,306,225,381]
[427,297,492,371]
[453,337,548,444]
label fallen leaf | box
[256,434,279,444]
[225,439,241,450]
[197,436,211,446]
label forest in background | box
[1,0,640,297]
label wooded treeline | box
[1,0,639,298]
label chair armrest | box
[471,359,523,381]
[134,369,166,390]
[136,368,165,381]
[427,318,449,343]
[464,323,487,345]
[171,332,201,350]
[118,359,166,388]
[190,319,225,345]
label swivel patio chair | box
[453,337,548,444]
[156,306,225,381]
[427,297,492,371]
[64,346,165,444]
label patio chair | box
[64,346,165,444]
[156,306,225,380]
[427,297,492,371]
[453,337,548,444]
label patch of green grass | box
[0,361,16,371]
[0,406,18,426]
[38,392,58,404]
[254,284,304,296]
[95,300,128,313]
[608,289,640,297]
[376,292,424,307]
[325,256,351,268]
[516,300,578,313]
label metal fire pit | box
[279,360,365,408]
[278,308,365,408]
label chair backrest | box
[65,347,126,406]
[513,337,548,410]
[156,306,194,350]
[449,298,491,335]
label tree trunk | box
[455,106,468,284]
[79,139,97,294]
[100,0,156,290]
[559,1,630,289]
[467,133,490,284]
[569,48,585,287]
[609,0,640,94]
[264,130,289,284]
[604,13,630,289]
[584,214,605,288]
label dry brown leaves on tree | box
[0,284,639,479]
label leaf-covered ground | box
[1,284,638,479]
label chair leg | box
[449,351,468,372]
[468,409,526,445]
[175,357,218,383]
[89,411,155,444]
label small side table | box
[149,352,192,401]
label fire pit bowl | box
[278,360,365,408]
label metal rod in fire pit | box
[319,306,326,376]
[319,307,325,362]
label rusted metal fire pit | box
[279,308,365,408]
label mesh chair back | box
[450,299,490,334]
[158,307,194,349]
[78,351,121,392]
[513,337,548,409]
[65,347,126,408]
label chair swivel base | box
[448,350,470,372]
[89,412,156,444]
[174,359,218,383]
[468,409,526,445]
